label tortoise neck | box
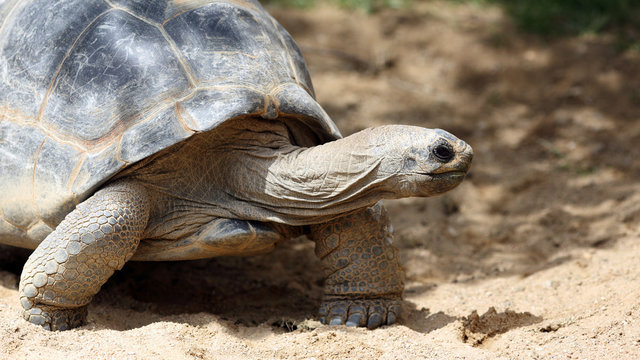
[218,125,401,225]
[124,118,400,227]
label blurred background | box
[266,0,640,40]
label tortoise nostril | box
[433,144,455,163]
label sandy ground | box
[2,1,640,359]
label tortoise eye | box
[433,144,454,163]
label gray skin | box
[0,0,473,331]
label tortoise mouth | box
[435,171,466,179]
[418,170,466,179]
[407,170,467,196]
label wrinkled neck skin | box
[259,128,403,217]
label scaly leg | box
[19,181,150,330]
[310,202,404,329]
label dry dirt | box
[2,1,640,359]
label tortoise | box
[0,0,473,331]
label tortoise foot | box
[22,304,87,331]
[319,297,401,329]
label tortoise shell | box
[0,0,340,249]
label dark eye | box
[433,143,454,163]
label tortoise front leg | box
[310,202,404,329]
[19,181,150,330]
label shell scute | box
[0,0,110,117]
[164,2,291,88]
[41,9,192,146]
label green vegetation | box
[454,0,640,37]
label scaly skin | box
[310,203,403,329]
[19,182,149,330]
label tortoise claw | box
[386,311,397,325]
[345,313,363,327]
[319,298,401,330]
[22,304,87,331]
[367,313,383,330]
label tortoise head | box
[369,125,473,198]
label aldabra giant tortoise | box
[0,0,473,330]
